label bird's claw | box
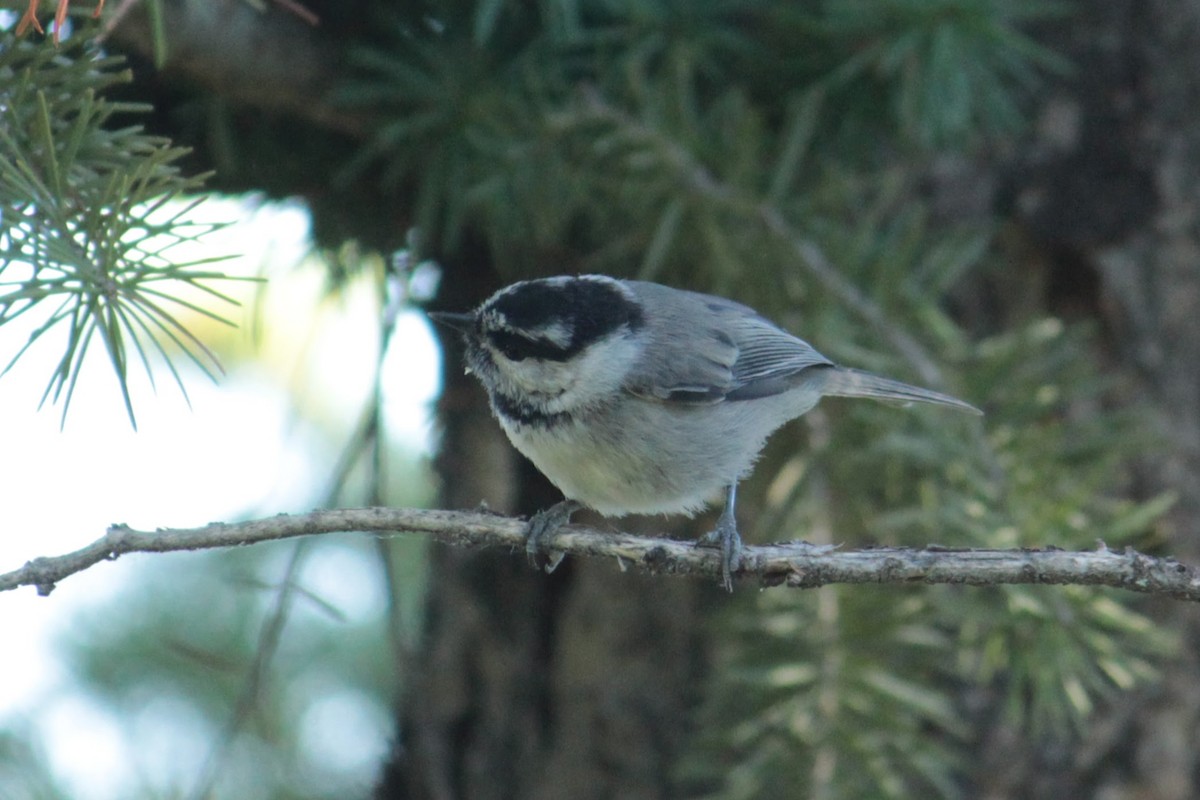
[697,512,743,592]
[525,499,581,571]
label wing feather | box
[622,282,832,404]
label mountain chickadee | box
[433,275,980,590]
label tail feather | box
[821,367,981,415]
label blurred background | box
[2,2,1199,798]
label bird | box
[431,274,980,590]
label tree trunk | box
[976,2,1200,797]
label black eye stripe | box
[488,329,578,362]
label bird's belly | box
[525,437,688,515]
[499,395,805,517]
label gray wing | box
[622,282,833,404]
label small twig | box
[271,0,319,26]
[98,0,142,40]
[187,324,396,800]
[4,508,1200,601]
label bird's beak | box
[428,311,476,334]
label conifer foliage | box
[1,31,234,426]
[0,2,1183,797]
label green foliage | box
[0,31,237,426]
[0,725,68,800]
[685,297,1175,796]
[340,3,1170,797]
[816,0,1072,147]
[686,588,970,799]
[915,320,1176,739]
[340,0,1062,267]
[2,2,1175,798]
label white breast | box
[498,385,820,517]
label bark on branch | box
[3,507,1198,600]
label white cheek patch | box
[513,360,574,395]
[541,330,641,412]
[490,327,642,414]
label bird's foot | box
[525,499,582,572]
[697,512,743,592]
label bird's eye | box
[489,330,532,362]
[486,328,577,362]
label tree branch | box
[3,507,1199,600]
